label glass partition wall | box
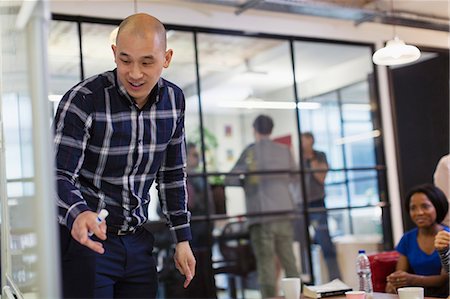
[50,15,391,298]
[1,2,60,298]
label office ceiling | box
[180,0,449,31]
[42,0,443,110]
[2,0,445,110]
[45,20,373,100]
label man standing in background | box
[299,132,341,281]
[226,114,299,298]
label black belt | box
[107,226,142,236]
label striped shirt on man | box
[54,69,191,242]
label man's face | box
[301,135,314,151]
[112,31,172,105]
[187,147,200,169]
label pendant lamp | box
[372,0,421,66]
[372,36,421,66]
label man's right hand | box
[71,211,107,254]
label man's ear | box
[112,44,117,63]
[163,49,173,68]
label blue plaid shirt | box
[54,69,191,242]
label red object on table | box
[368,251,400,292]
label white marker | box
[88,209,109,237]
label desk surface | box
[270,292,441,299]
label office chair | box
[214,220,256,299]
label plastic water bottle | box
[356,250,373,295]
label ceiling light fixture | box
[372,0,421,66]
[342,103,372,111]
[372,37,421,66]
[217,100,321,110]
[335,130,381,145]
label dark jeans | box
[60,225,158,299]
[295,198,341,280]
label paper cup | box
[398,287,424,299]
[281,277,301,299]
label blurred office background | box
[1,1,448,298]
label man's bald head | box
[116,13,167,51]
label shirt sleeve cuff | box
[66,204,91,230]
[172,225,192,243]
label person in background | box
[54,13,195,298]
[186,142,214,248]
[297,132,341,280]
[434,230,450,273]
[434,154,450,226]
[386,184,449,298]
[225,114,299,298]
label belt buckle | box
[117,230,128,236]
[117,227,136,236]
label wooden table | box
[270,292,442,299]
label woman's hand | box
[385,281,397,294]
[386,270,413,289]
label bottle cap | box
[98,209,109,220]
[358,249,366,254]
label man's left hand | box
[174,241,196,288]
